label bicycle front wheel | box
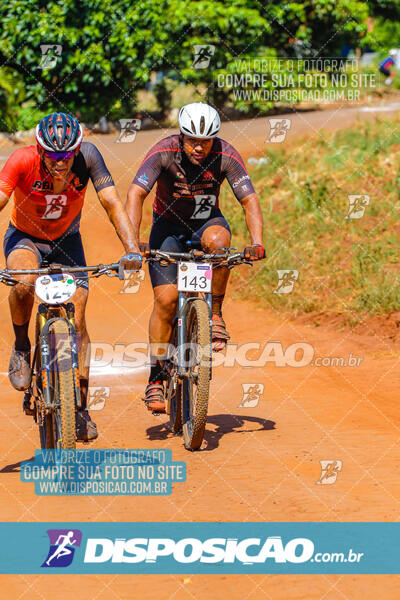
[181,299,211,450]
[35,313,54,449]
[49,319,76,449]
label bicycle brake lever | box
[0,277,17,286]
[91,266,118,278]
[156,251,174,262]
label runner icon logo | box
[274,270,299,294]
[116,119,142,143]
[266,118,291,143]
[42,195,67,220]
[39,45,62,70]
[120,269,146,294]
[192,194,216,219]
[192,45,215,69]
[41,529,82,568]
[88,386,110,411]
[316,460,342,485]
[346,194,370,219]
[239,383,264,407]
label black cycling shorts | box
[148,210,231,288]
[3,224,89,290]
[379,66,391,77]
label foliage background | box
[0,0,399,131]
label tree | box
[0,0,395,126]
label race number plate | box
[35,273,77,304]
[177,262,212,293]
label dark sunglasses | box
[44,150,75,161]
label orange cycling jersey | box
[0,143,114,240]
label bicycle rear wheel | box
[49,319,76,449]
[181,299,211,450]
[165,321,182,434]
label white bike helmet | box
[178,102,221,138]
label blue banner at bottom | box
[0,522,398,574]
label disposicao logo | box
[41,529,82,568]
[83,536,314,564]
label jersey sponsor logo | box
[193,183,212,191]
[32,180,53,192]
[42,194,67,220]
[176,171,184,179]
[232,175,250,189]
[138,173,149,186]
[191,194,216,219]
[71,176,86,192]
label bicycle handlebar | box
[1,263,120,276]
[143,247,257,268]
[0,262,122,287]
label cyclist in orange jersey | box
[0,112,141,440]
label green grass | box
[220,116,400,321]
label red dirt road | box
[0,104,399,598]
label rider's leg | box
[7,248,40,390]
[72,286,89,405]
[200,224,231,314]
[148,234,182,365]
[72,286,97,441]
[145,226,184,409]
[197,223,232,351]
[7,248,39,348]
[149,283,179,360]
[144,284,178,412]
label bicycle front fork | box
[38,303,82,412]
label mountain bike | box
[145,247,252,451]
[0,260,128,449]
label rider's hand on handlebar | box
[244,244,265,261]
[118,252,142,279]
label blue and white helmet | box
[178,102,220,138]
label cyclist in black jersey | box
[126,103,265,412]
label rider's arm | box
[0,148,28,208]
[0,191,10,211]
[238,192,264,246]
[125,141,165,239]
[223,144,264,246]
[84,142,140,254]
[126,183,148,240]
[97,185,140,253]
